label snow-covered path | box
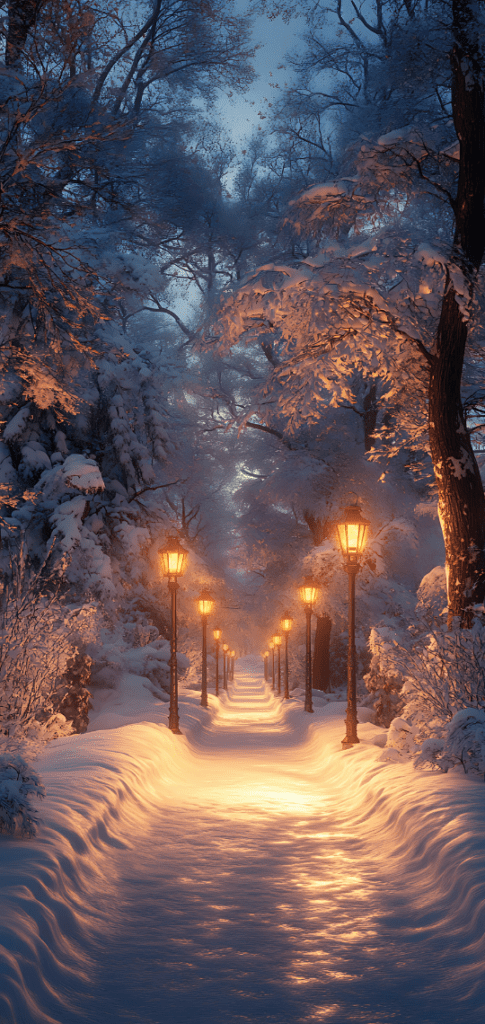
[56,667,483,1024]
[2,658,485,1023]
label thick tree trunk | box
[428,1,485,624]
[6,0,42,65]
[312,613,332,691]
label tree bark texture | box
[312,613,332,691]
[6,0,42,65]
[428,0,485,624]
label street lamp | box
[269,640,275,689]
[263,650,269,681]
[159,536,188,734]
[280,612,293,699]
[298,577,321,713]
[197,590,215,709]
[230,650,236,681]
[272,634,282,694]
[213,627,221,695]
[222,643,229,690]
[335,504,370,748]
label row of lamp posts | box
[159,536,236,735]
[265,504,370,749]
[160,503,369,748]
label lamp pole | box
[298,578,321,714]
[222,644,229,690]
[335,504,370,749]
[197,591,214,709]
[159,536,188,735]
[280,613,293,700]
[269,641,275,690]
[263,650,269,681]
[213,628,221,696]
[168,578,180,730]
[272,635,282,695]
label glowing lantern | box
[213,627,221,641]
[298,577,320,607]
[159,536,188,578]
[197,590,214,617]
[335,505,369,564]
[280,612,293,633]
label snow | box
[1,657,485,1022]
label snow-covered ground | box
[1,656,485,1023]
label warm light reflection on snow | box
[5,656,485,1024]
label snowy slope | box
[0,657,484,1023]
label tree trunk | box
[313,613,332,691]
[428,0,485,625]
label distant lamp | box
[335,505,370,749]
[280,612,293,699]
[158,536,189,734]
[299,577,321,713]
[197,590,214,709]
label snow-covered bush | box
[363,627,406,726]
[415,710,485,777]
[0,547,97,754]
[383,620,485,775]
[0,756,45,837]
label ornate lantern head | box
[159,536,188,578]
[197,589,214,617]
[336,505,370,564]
[213,627,221,641]
[298,577,320,607]
[280,612,293,633]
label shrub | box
[0,756,45,836]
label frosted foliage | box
[0,756,45,837]
[0,552,97,757]
[416,565,447,620]
[50,495,87,551]
[61,455,104,494]
[382,622,485,775]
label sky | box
[217,6,307,148]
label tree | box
[210,0,485,626]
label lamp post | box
[230,650,236,681]
[222,643,229,690]
[280,612,293,699]
[298,577,321,713]
[335,504,370,749]
[197,590,215,708]
[159,536,188,734]
[263,650,269,681]
[272,634,282,694]
[213,627,221,695]
[269,640,275,690]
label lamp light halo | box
[272,633,282,646]
[213,626,222,640]
[159,535,188,578]
[335,503,370,563]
